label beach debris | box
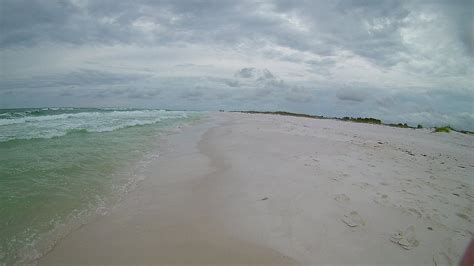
[261,197,268,201]
[377,141,384,144]
[341,211,365,227]
[334,194,350,203]
[427,227,433,231]
[390,225,419,250]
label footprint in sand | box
[353,182,373,190]
[402,207,423,218]
[341,211,365,227]
[390,225,419,250]
[373,193,389,205]
[433,252,452,266]
[333,173,349,180]
[456,212,471,222]
[334,194,350,203]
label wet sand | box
[40,112,473,264]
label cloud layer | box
[0,0,473,130]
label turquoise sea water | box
[0,108,201,264]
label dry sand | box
[40,112,473,265]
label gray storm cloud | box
[336,88,368,102]
[0,0,473,130]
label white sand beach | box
[40,112,473,265]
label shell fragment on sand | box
[334,194,350,203]
[341,211,365,227]
[390,225,419,250]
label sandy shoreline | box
[40,112,473,264]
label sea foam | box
[0,108,201,264]
[0,109,189,142]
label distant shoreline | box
[1,107,471,134]
[231,110,474,135]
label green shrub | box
[387,123,410,128]
[434,126,451,133]
[342,117,381,124]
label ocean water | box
[0,108,202,264]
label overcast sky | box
[0,0,473,129]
